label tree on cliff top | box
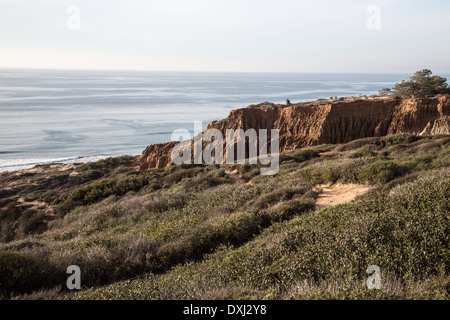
[379,69,449,98]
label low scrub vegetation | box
[0,134,449,300]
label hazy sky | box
[1,0,449,73]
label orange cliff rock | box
[138,95,450,170]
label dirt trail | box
[315,183,374,210]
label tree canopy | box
[379,69,449,98]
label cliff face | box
[139,96,450,170]
[138,141,178,170]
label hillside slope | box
[0,134,449,299]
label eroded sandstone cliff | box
[139,95,450,170]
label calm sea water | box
[0,69,408,171]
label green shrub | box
[375,134,421,148]
[252,187,307,209]
[400,155,436,171]
[358,160,406,183]
[336,137,378,151]
[163,167,202,185]
[76,155,137,172]
[274,198,316,221]
[291,149,320,162]
[348,145,377,158]
[0,251,63,297]
[241,167,261,182]
[144,192,187,213]
[298,160,362,185]
[281,149,320,164]
[184,175,230,190]
[57,171,157,214]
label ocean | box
[0,69,409,172]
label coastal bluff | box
[139,95,450,170]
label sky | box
[0,0,449,73]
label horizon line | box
[0,66,431,75]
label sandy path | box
[315,183,374,210]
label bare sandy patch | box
[315,183,375,210]
[318,151,345,156]
[17,197,54,214]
